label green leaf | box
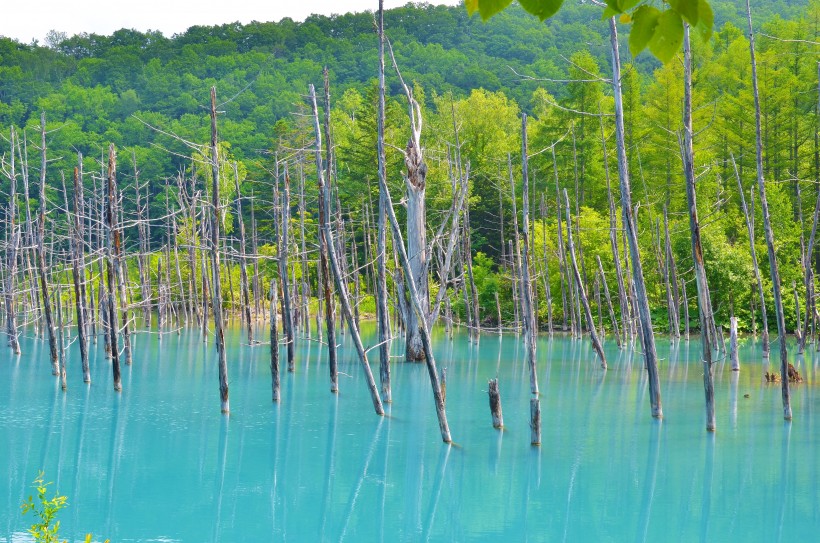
[617,0,641,11]
[518,0,565,21]
[695,0,714,42]
[669,0,699,26]
[601,6,620,20]
[629,5,661,56]
[465,0,479,16]
[648,9,684,63]
[476,0,513,20]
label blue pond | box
[1,323,818,541]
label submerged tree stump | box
[530,398,541,446]
[488,378,503,429]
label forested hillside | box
[0,0,818,335]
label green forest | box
[1,0,819,339]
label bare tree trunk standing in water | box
[376,0,392,400]
[732,155,768,355]
[36,113,59,374]
[321,68,339,394]
[387,38,430,362]
[519,116,539,393]
[608,18,662,418]
[4,127,21,355]
[209,86,230,414]
[72,165,90,382]
[233,162,254,345]
[105,144,122,392]
[745,0,791,420]
[682,25,716,432]
[309,84,385,416]
[564,189,607,369]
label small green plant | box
[21,471,109,543]
[21,471,67,543]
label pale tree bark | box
[732,154,769,353]
[105,144,122,392]
[209,86,230,414]
[608,18,662,417]
[309,83,384,416]
[232,162,254,344]
[3,126,21,354]
[746,0,791,420]
[36,113,59,374]
[683,25,716,432]
[564,189,607,369]
[321,67,340,394]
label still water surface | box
[1,324,818,541]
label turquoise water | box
[1,324,818,542]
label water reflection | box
[637,420,662,543]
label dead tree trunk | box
[799,188,820,353]
[519,117,539,394]
[388,43,430,362]
[746,0,791,420]
[209,86,230,414]
[270,279,280,402]
[133,154,151,328]
[552,148,569,332]
[596,256,621,347]
[232,162,253,344]
[608,17,662,417]
[309,83,384,416]
[321,68,340,394]
[68,167,89,382]
[4,126,21,354]
[279,164,295,372]
[36,113,59,374]
[55,283,66,391]
[732,155,768,353]
[564,189,607,369]
[683,25,716,432]
[104,144,122,392]
[488,378,503,429]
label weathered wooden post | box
[488,378,503,429]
